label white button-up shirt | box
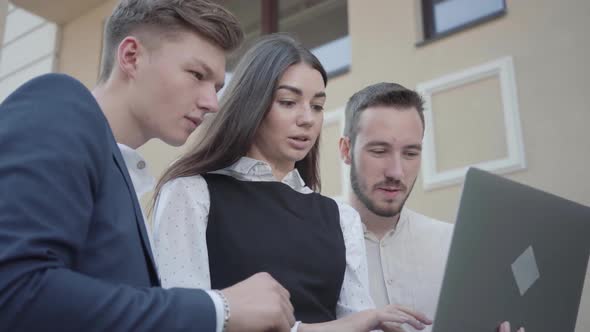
[117,143,226,332]
[117,144,158,249]
[364,208,454,332]
[153,157,375,330]
[117,144,155,199]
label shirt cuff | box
[205,290,225,332]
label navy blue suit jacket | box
[0,74,216,331]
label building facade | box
[1,0,589,329]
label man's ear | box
[339,136,352,165]
[117,36,143,79]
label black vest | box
[203,174,346,323]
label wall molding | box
[323,107,349,201]
[416,56,526,191]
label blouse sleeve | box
[152,176,212,290]
[335,202,376,318]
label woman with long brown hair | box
[152,34,432,331]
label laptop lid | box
[432,168,590,332]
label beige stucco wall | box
[58,0,114,86]
[52,0,589,329]
[337,1,590,329]
[331,0,590,219]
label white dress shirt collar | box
[362,208,409,241]
[211,156,311,193]
[116,143,155,198]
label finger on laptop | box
[395,305,433,325]
[498,321,510,332]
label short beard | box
[350,154,414,218]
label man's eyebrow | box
[365,141,391,148]
[405,144,422,151]
[364,142,422,150]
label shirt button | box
[137,160,146,170]
[387,279,393,286]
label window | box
[421,0,506,42]
[217,0,262,71]
[278,0,350,77]
[219,0,350,77]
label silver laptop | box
[432,168,590,332]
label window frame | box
[419,0,507,45]
[260,0,350,78]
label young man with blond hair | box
[0,1,295,331]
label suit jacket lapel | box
[110,138,159,284]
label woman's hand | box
[498,321,525,332]
[376,304,433,332]
[298,304,432,332]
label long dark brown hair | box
[153,34,328,207]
